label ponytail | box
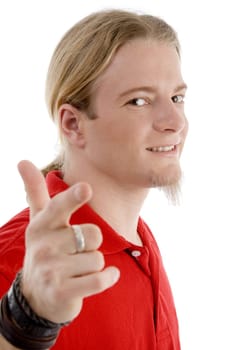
[41,155,63,177]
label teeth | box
[148,145,175,152]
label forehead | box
[92,39,183,97]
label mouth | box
[146,144,177,152]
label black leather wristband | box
[0,272,70,350]
[0,295,58,350]
[10,271,69,334]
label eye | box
[172,95,185,103]
[128,98,148,106]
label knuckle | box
[92,273,106,291]
[32,241,56,266]
[33,244,53,262]
[26,220,40,236]
[93,228,103,246]
[45,199,58,219]
[84,224,103,246]
[91,224,102,236]
[40,268,64,301]
[40,266,56,285]
[93,251,105,270]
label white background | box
[0,1,232,349]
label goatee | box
[150,171,183,205]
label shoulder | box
[0,207,30,245]
[0,208,30,295]
[138,217,158,245]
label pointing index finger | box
[18,160,50,218]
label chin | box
[150,164,182,186]
[149,165,183,205]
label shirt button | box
[131,250,141,257]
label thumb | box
[17,160,50,218]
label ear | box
[58,104,86,148]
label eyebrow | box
[174,83,188,93]
[118,83,188,99]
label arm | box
[0,161,120,349]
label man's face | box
[82,39,188,192]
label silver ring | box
[72,225,85,253]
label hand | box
[17,160,120,323]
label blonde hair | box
[42,9,180,175]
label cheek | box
[86,124,123,156]
[93,120,133,144]
[184,118,189,139]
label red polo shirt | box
[0,171,180,349]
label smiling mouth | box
[146,145,176,152]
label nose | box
[152,99,187,133]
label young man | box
[0,9,188,349]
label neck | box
[89,180,148,246]
[63,161,149,245]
